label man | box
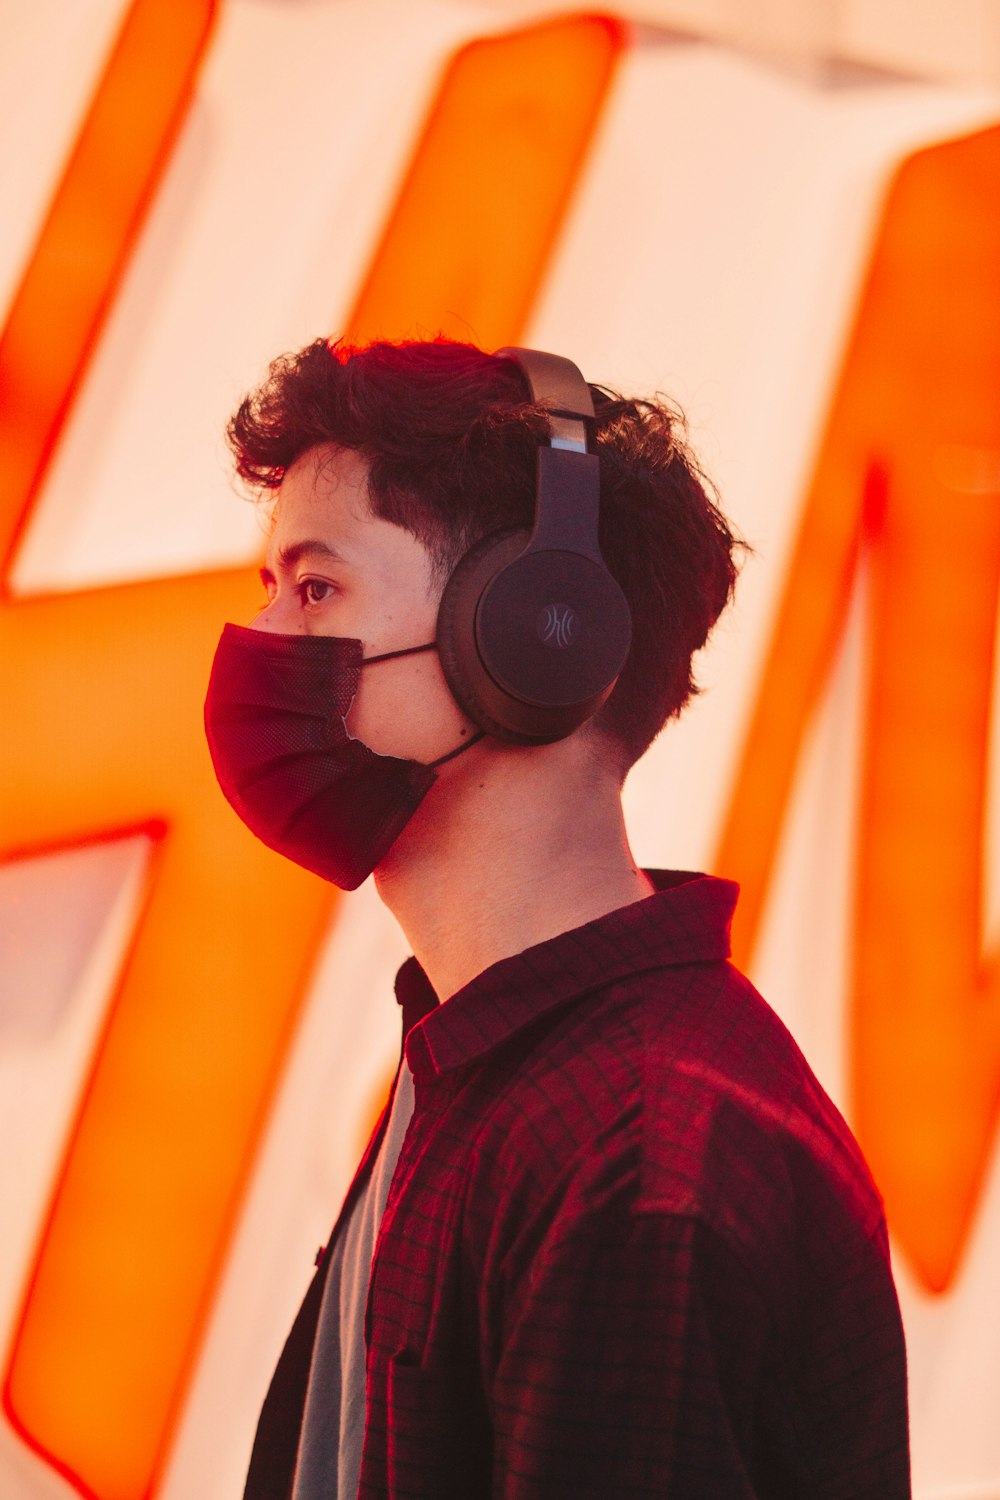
[204,338,910,1498]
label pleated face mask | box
[204,623,481,890]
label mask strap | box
[430,730,485,769]
[360,642,486,766]
[363,641,437,666]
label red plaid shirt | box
[244,871,910,1499]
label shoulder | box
[636,961,885,1228]
[465,957,889,1295]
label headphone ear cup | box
[438,527,632,745]
[437,528,531,742]
[437,349,632,746]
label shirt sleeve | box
[489,1187,771,1499]
[487,1166,910,1500]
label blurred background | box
[1,2,999,1497]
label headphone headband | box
[495,346,596,419]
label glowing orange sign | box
[0,0,217,570]
[717,124,1000,1293]
[1,10,625,1499]
[345,13,624,349]
[5,3,997,1494]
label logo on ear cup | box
[537,603,579,648]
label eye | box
[298,578,336,606]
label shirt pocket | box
[384,1349,492,1500]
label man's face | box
[254,444,474,763]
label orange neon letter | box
[344,13,625,349]
[716,125,1000,1293]
[0,7,340,1500]
[2,11,625,1498]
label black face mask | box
[203,623,482,890]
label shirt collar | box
[396,870,738,1081]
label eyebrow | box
[259,539,348,581]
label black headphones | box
[436,347,632,745]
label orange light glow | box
[716,125,1000,1292]
[2,10,626,1498]
[345,12,625,350]
[0,0,218,577]
[1,572,341,1500]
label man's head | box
[228,336,740,776]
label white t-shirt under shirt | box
[291,1060,416,1500]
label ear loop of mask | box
[429,730,486,768]
[360,640,486,767]
[363,641,438,666]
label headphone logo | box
[537,603,579,649]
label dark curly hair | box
[227,337,741,772]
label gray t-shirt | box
[292,1061,416,1500]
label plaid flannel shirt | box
[244,871,910,1499]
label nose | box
[249,595,300,634]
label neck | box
[374,736,654,1000]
